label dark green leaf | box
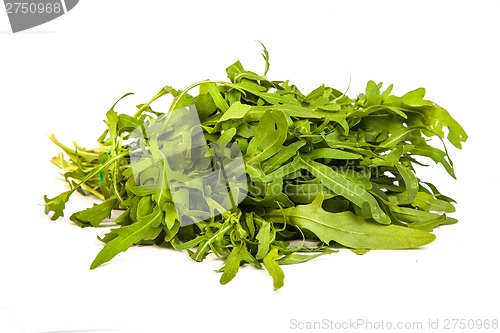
[265,193,436,249]
[300,159,391,224]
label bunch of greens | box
[44,45,467,290]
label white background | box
[1,1,499,332]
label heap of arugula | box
[44,45,467,290]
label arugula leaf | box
[90,205,162,269]
[411,144,455,178]
[206,82,229,112]
[245,109,288,164]
[44,190,72,220]
[70,197,117,227]
[263,246,284,291]
[423,104,468,149]
[300,158,391,224]
[364,80,382,107]
[256,219,273,259]
[220,242,260,285]
[265,193,436,249]
[258,41,270,76]
[262,140,306,173]
[217,101,252,124]
[277,252,332,265]
[412,192,456,213]
[302,148,362,160]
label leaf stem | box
[192,222,233,262]
[80,183,106,201]
[70,152,129,197]
[132,88,170,118]
[169,80,211,111]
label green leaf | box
[380,84,393,101]
[256,220,273,259]
[378,126,422,148]
[263,247,285,290]
[400,88,428,106]
[265,193,436,249]
[226,82,301,106]
[195,93,218,120]
[90,206,162,269]
[391,205,435,218]
[423,104,468,149]
[412,192,456,213]
[217,101,252,124]
[70,197,117,227]
[317,103,341,112]
[302,148,362,160]
[411,144,455,178]
[44,190,72,220]
[226,60,245,82]
[364,80,382,107]
[246,109,288,164]
[171,235,206,250]
[421,181,456,203]
[117,114,142,134]
[191,223,232,262]
[407,214,447,232]
[220,242,260,285]
[262,156,302,183]
[277,252,331,265]
[300,159,391,224]
[305,84,325,101]
[394,163,419,203]
[364,104,407,119]
[262,140,306,173]
[244,104,322,122]
[206,82,229,112]
[258,41,270,76]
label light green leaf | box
[206,82,229,112]
[220,242,260,285]
[277,252,331,265]
[44,190,72,220]
[412,192,456,213]
[256,220,273,259]
[378,126,422,148]
[411,144,455,178]
[70,197,117,227]
[258,41,270,76]
[394,163,419,203]
[423,104,468,149]
[217,101,252,124]
[263,247,285,290]
[217,127,237,143]
[364,80,382,107]
[400,88,428,106]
